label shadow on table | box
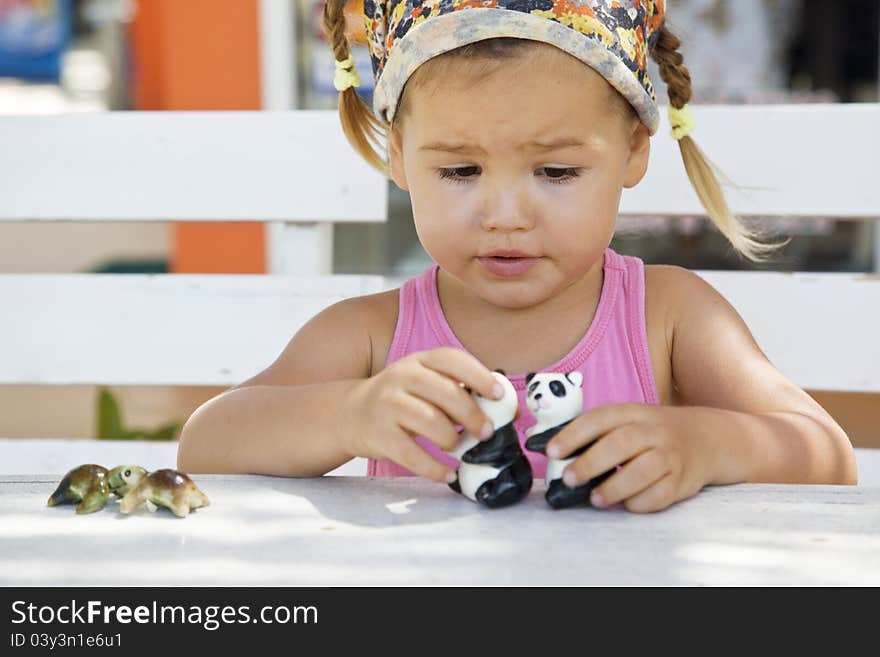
[232,475,551,528]
[16,474,553,529]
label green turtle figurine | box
[118,468,210,518]
[47,464,113,514]
[107,465,148,497]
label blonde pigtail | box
[322,0,389,176]
[651,26,788,263]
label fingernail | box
[563,471,577,487]
[493,384,504,399]
[480,422,493,439]
[547,445,560,459]
[445,471,458,484]
[591,492,604,507]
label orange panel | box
[172,223,266,274]
[130,0,265,273]
[161,0,262,110]
[128,0,166,109]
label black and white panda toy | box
[446,369,533,509]
[523,371,614,509]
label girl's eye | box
[437,166,580,185]
[437,166,479,184]
[541,167,581,184]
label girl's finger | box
[621,473,678,514]
[385,429,456,483]
[587,449,670,509]
[563,423,651,487]
[397,394,462,453]
[405,369,493,440]
[418,348,503,401]
[547,403,647,460]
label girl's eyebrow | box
[419,137,587,155]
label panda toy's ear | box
[494,368,506,376]
[565,372,584,388]
[525,372,536,385]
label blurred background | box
[1,0,878,446]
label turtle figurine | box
[107,465,148,497]
[47,464,113,514]
[117,468,210,518]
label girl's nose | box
[480,181,535,232]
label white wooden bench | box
[0,111,390,475]
[0,111,390,386]
[0,105,877,477]
[624,103,880,394]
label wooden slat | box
[620,103,880,218]
[3,106,876,223]
[696,270,880,392]
[1,271,876,391]
[0,111,387,222]
[0,439,367,477]
[0,274,389,386]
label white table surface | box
[1,442,879,586]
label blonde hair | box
[322,0,388,175]
[650,27,787,263]
[322,2,785,263]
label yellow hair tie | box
[334,55,361,92]
[668,103,695,140]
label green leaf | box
[144,422,182,441]
[96,387,126,439]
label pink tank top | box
[367,247,660,478]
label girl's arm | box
[662,265,857,486]
[177,293,382,476]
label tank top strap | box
[610,248,660,405]
[386,276,415,365]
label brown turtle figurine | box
[117,468,210,518]
[47,464,113,514]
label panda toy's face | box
[469,370,518,429]
[525,371,583,429]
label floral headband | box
[348,0,668,135]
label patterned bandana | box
[363,0,666,133]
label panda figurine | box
[523,371,614,509]
[446,369,533,509]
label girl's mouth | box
[478,255,541,277]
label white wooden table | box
[1,444,879,586]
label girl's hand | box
[545,404,715,513]
[340,347,503,483]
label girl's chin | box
[473,280,556,309]
[439,262,562,307]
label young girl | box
[177,0,857,512]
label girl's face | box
[389,45,651,310]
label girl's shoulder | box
[643,262,727,333]
[314,287,400,378]
[642,262,757,407]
